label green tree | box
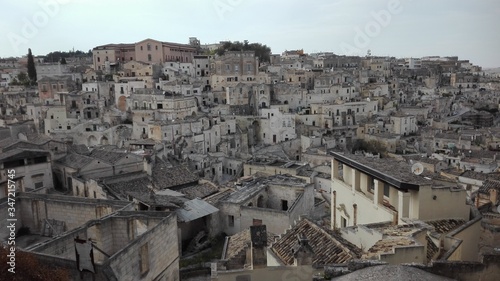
[60,57,67,64]
[215,41,271,62]
[27,48,37,84]
[44,49,92,62]
[12,72,30,86]
[352,139,387,157]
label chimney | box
[144,157,153,176]
[293,234,314,266]
[249,225,267,269]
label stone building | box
[38,75,77,103]
[53,149,144,191]
[330,151,471,228]
[259,108,296,144]
[210,51,259,91]
[0,148,53,197]
[390,112,418,136]
[216,174,314,235]
[31,210,180,281]
[92,38,197,71]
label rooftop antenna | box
[411,162,424,175]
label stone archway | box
[17,132,27,141]
[100,136,109,145]
[88,135,98,146]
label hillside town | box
[1,37,500,281]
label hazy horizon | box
[1,0,499,68]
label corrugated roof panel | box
[176,199,218,222]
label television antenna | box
[411,162,424,175]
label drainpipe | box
[331,190,337,230]
[353,204,357,226]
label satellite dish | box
[411,162,424,175]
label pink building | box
[93,38,197,70]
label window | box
[384,184,390,197]
[253,219,262,226]
[228,215,235,227]
[281,200,288,211]
[341,217,347,228]
[147,54,152,61]
[139,243,149,275]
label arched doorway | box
[100,136,109,145]
[257,195,264,208]
[88,135,98,146]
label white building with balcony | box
[330,151,470,229]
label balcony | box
[333,177,397,225]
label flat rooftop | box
[330,151,428,190]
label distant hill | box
[483,67,500,73]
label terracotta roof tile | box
[226,229,275,260]
[426,235,439,263]
[426,219,466,234]
[178,183,219,199]
[479,180,500,194]
[152,160,199,189]
[271,219,361,266]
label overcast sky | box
[2,0,499,68]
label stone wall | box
[302,152,333,167]
[105,213,180,281]
[239,206,291,235]
[0,197,22,241]
[29,212,178,281]
[0,193,130,239]
[32,227,88,259]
